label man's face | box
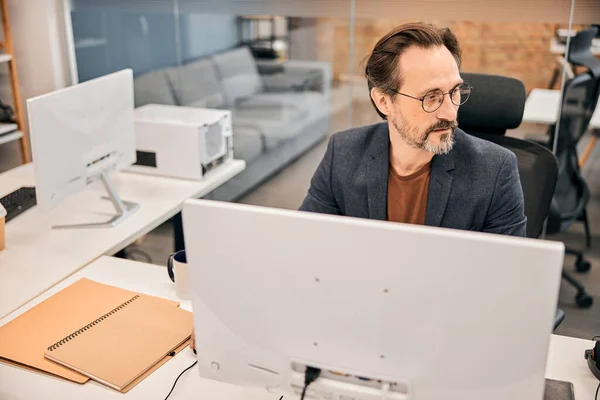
[389,45,462,155]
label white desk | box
[0,256,598,400]
[523,88,600,128]
[0,256,271,400]
[0,160,245,319]
[546,335,600,400]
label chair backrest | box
[542,72,596,234]
[567,26,600,77]
[554,71,600,152]
[457,73,558,238]
[540,70,596,233]
[457,72,526,135]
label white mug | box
[167,250,190,300]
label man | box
[299,22,527,236]
[190,23,527,353]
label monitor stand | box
[52,172,139,229]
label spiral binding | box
[47,295,140,352]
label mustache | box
[427,120,458,134]
[422,120,458,142]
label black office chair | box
[541,70,599,306]
[457,73,557,236]
[457,73,581,323]
[576,27,600,168]
[566,26,600,75]
[546,27,600,273]
[548,26,600,89]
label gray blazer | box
[299,123,527,236]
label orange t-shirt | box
[387,162,431,225]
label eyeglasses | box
[389,83,472,113]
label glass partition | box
[69,1,179,82]
[66,1,600,341]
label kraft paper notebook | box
[43,292,193,391]
[0,278,190,392]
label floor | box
[1,88,599,341]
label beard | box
[391,113,458,155]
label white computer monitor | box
[182,199,564,400]
[27,69,137,228]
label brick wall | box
[315,18,586,93]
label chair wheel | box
[575,292,593,308]
[575,257,591,273]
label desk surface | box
[546,335,600,399]
[523,88,600,128]
[0,256,268,400]
[0,160,245,319]
[0,256,597,400]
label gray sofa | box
[133,46,332,202]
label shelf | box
[75,38,107,50]
[0,0,29,163]
[0,122,17,135]
[0,130,22,146]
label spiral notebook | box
[0,278,191,392]
[43,289,193,391]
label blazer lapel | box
[366,125,390,221]
[425,152,455,227]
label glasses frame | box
[389,82,472,113]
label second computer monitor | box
[182,199,564,400]
[27,69,136,228]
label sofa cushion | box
[231,92,328,150]
[231,125,264,163]
[232,102,301,123]
[237,92,326,114]
[165,59,225,109]
[211,47,263,106]
[232,92,329,151]
[239,118,303,150]
[232,91,324,127]
[133,69,177,107]
[259,60,332,95]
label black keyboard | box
[0,186,36,222]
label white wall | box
[4,0,73,135]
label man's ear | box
[370,87,392,118]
